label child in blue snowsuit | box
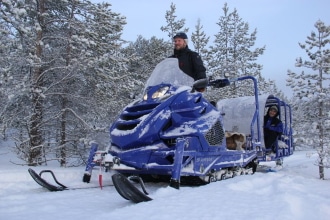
[264,106,283,153]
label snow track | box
[1,149,330,220]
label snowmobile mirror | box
[209,79,230,88]
[192,78,208,92]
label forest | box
[0,1,329,178]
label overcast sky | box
[93,0,330,96]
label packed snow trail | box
[1,148,330,220]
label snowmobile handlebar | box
[208,78,230,88]
[208,76,258,89]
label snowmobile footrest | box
[111,173,152,203]
[28,168,68,191]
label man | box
[170,32,207,92]
[263,105,283,153]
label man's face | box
[174,37,186,50]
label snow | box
[1,143,330,220]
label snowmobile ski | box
[28,168,68,191]
[28,168,112,191]
[111,173,152,203]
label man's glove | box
[196,88,206,92]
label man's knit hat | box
[173,32,188,39]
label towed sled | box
[29,58,293,203]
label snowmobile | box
[28,58,293,203]
[82,58,293,200]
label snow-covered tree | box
[0,0,127,166]
[122,35,172,97]
[0,0,50,165]
[208,3,266,99]
[0,13,17,141]
[286,20,330,179]
[261,79,286,100]
[160,2,189,39]
[191,18,210,72]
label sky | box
[93,0,330,97]
[1,142,330,220]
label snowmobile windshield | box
[144,58,194,89]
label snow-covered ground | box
[1,143,330,220]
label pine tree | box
[191,18,210,72]
[0,0,49,165]
[160,2,189,39]
[0,0,127,166]
[208,3,266,99]
[122,35,172,97]
[286,20,330,179]
[0,13,18,141]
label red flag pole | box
[98,162,103,190]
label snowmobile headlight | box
[143,93,148,100]
[143,86,170,100]
[152,86,169,99]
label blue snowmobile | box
[84,58,261,201]
[28,58,293,203]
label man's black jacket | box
[170,46,206,81]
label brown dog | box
[225,132,246,150]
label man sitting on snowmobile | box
[170,32,208,92]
